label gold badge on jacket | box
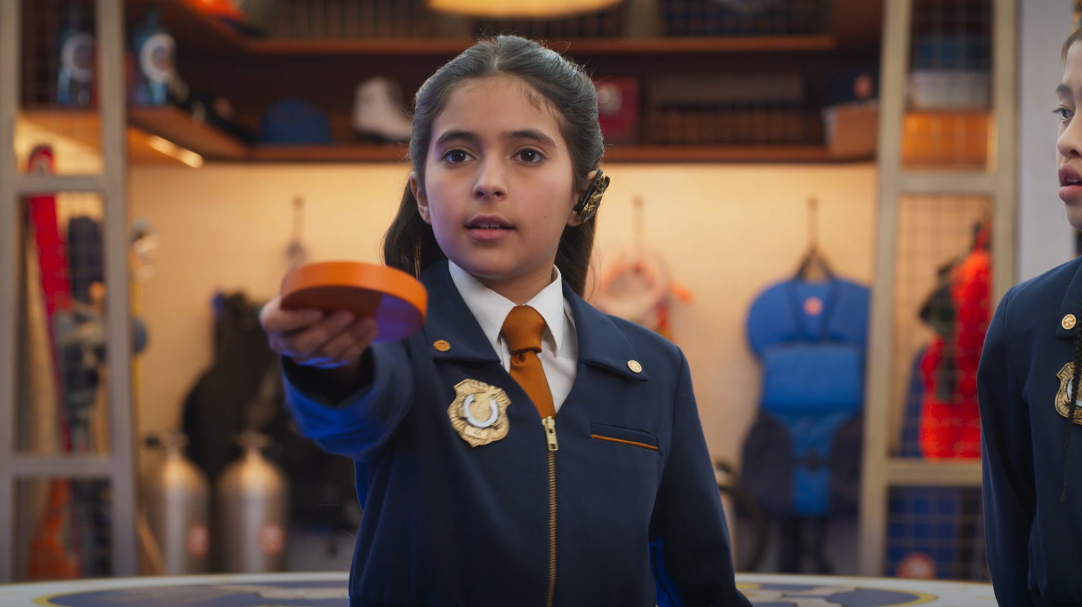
[1054,363,1082,426]
[448,379,512,447]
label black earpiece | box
[574,169,609,223]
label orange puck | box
[280,261,428,342]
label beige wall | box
[129,162,879,467]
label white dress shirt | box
[447,260,578,413]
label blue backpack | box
[741,277,870,518]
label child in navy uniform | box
[260,35,750,607]
[978,28,1082,607]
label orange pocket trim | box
[590,434,659,451]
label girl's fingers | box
[262,305,323,334]
[288,311,356,356]
[319,317,375,361]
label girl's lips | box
[467,226,514,242]
[1061,184,1082,203]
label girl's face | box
[1058,41,1082,230]
[411,75,588,296]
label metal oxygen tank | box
[142,430,211,575]
[216,430,290,572]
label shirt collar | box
[447,260,566,355]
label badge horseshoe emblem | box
[1054,363,1082,426]
[448,379,512,447]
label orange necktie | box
[501,305,556,419]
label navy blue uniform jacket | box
[978,255,1082,607]
[284,258,750,607]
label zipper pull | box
[542,417,558,452]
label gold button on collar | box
[627,360,642,373]
[434,340,451,352]
[1065,315,1077,331]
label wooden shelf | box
[21,108,876,165]
[248,143,873,164]
[84,0,248,55]
[106,0,879,57]
[250,144,409,163]
[128,106,248,160]
[20,106,250,165]
[20,109,183,164]
[603,145,872,163]
[245,35,838,56]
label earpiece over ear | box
[574,169,609,223]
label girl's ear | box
[410,172,432,225]
[567,169,600,227]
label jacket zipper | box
[542,416,558,607]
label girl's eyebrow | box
[433,129,557,148]
[504,129,556,148]
[1058,83,1073,98]
[434,129,479,148]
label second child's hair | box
[1065,27,1082,60]
[381,35,604,296]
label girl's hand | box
[260,296,378,369]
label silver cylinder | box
[143,431,210,575]
[216,431,290,573]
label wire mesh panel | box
[18,0,103,176]
[17,192,112,459]
[16,477,113,582]
[658,0,831,36]
[643,75,822,146]
[885,486,988,581]
[470,2,628,39]
[891,195,992,461]
[644,102,823,145]
[904,0,993,170]
[268,0,437,38]
[18,0,196,168]
[14,190,124,584]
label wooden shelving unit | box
[130,0,881,56]
[21,105,888,165]
[93,0,248,55]
[20,108,188,164]
[21,106,248,165]
[250,144,407,162]
[250,143,873,164]
[26,0,889,165]
[37,99,1001,167]
[128,106,248,160]
[245,34,838,56]
[603,144,871,163]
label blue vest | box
[741,277,870,518]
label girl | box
[260,35,750,607]
[978,27,1082,607]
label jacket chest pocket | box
[586,422,662,511]
[590,423,658,452]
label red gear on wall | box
[918,244,990,460]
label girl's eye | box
[443,149,470,163]
[517,149,544,163]
[1056,107,1075,122]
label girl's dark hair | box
[1064,27,1082,60]
[381,35,605,296]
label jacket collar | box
[563,281,649,382]
[1058,258,1082,340]
[420,258,501,364]
[418,257,648,382]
